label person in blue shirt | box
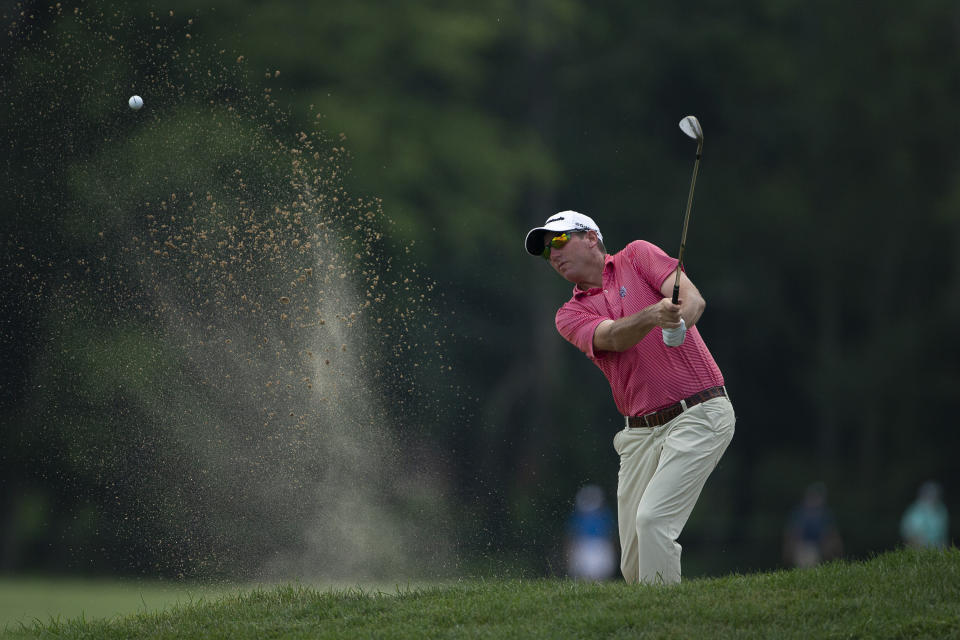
[566,484,616,580]
[783,482,843,568]
[900,481,949,549]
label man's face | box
[546,231,594,284]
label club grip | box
[672,284,680,305]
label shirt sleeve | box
[556,301,607,361]
[627,240,680,292]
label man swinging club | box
[524,209,735,584]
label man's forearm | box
[593,305,662,353]
[666,273,705,328]
[679,295,705,328]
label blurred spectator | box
[900,481,949,549]
[783,482,843,568]
[566,484,616,580]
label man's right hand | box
[654,298,683,329]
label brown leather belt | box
[626,385,727,429]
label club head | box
[679,115,703,142]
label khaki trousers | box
[613,396,735,585]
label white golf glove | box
[662,318,686,347]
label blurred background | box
[2,0,959,584]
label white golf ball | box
[128,95,144,110]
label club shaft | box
[672,141,702,304]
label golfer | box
[525,210,735,585]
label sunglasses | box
[542,232,573,259]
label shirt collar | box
[573,285,601,298]
[572,254,614,298]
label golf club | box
[671,115,703,305]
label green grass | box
[4,548,959,639]
[0,576,236,635]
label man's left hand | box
[662,318,686,347]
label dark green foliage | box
[2,0,959,579]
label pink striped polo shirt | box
[555,240,724,417]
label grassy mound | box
[7,548,958,639]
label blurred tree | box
[3,0,960,579]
